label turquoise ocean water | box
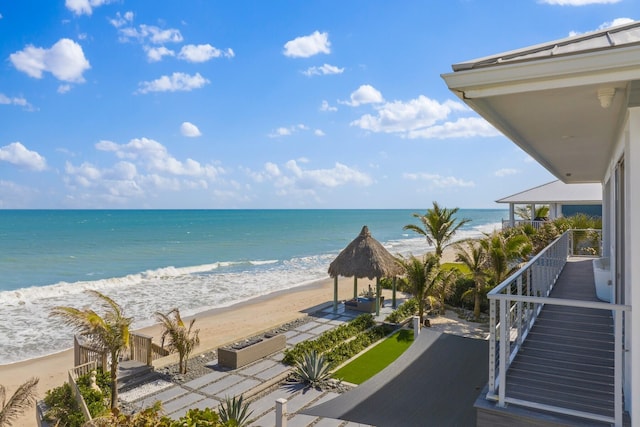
[0,209,506,364]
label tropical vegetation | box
[219,395,254,427]
[50,290,132,411]
[0,377,39,427]
[292,350,333,389]
[403,201,470,259]
[155,308,201,374]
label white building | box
[443,21,640,426]
[497,180,602,228]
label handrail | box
[486,229,627,426]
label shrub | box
[43,383,85,427]
[283,314,375,365]
[76,368,111,419]
[384,299,418,324]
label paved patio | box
[119,301,398,426]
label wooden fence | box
[74,332,168,369]
[68,361,97,423]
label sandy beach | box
[1,274,386,427]
[1,248,461,427]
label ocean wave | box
[0,254,330,364]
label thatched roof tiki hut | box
[328,226,404,315]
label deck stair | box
[117,360,157,392]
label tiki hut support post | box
[333,276,339,313]
[353,277,358,299]
[392,276,397,308]
[375,277,381,316]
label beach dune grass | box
[332,329,414,384]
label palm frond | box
[0,377,39,426]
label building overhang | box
[441,21,640,183]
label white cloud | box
[0,94,31,109]
[57,84,72,94]
[268,124,309,138]
[265,162,281,177]
[540,0,621,5]
[0,142,47,171]
[406,117,501,139]
[403,172,475,188]
[598,17,634,29]
[64,137,226,202]
[178,44,234,62]
[314,129,325,136]
[136,72,209,94]
[320,100,337,112]
[343,85,384,107]
[283,31,330,58]
[351,95,461,132]
[10,38,90,83]
[303,63,344,76]
[65,0,112,16]
[570,17,634,37]
[109,11,134,28]
[494,168,519,177]
[146,46,175,62]
[118,24,183,44]
[180,122,202,137]
[284,160,372,188]
[247,160,372,198]
[348,92,500,139]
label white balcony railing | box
[486,229,629,426]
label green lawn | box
[332,329,414,384]
[442,262,471,275]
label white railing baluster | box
[486,230,629,424]
[499,298,508,407]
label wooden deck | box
[505,257,615,418]
[476,256,627,426]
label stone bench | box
[217,333,286,370]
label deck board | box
[504,257,615,419]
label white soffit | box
[496,180,602,204]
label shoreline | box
[0,274,373,422]
[2,247,460,427]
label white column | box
[413,315,420,340]
[276,398,287,427]
[626,107,640,419]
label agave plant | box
[219,395,253,427]
[293,349,332,389]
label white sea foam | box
[0,222,502,365]
[0,254,332,364]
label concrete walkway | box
[120,302,394,426]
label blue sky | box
[0,0,636,209]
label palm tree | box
[155,308,200,374]
[404,201,471,259]
[50,290,132,411]
[0,377,39,426]
[515,205,550,221]
[396,253,441,324]
[432,267,459,315]
[456,240,489,320]
[481,231,532,285]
